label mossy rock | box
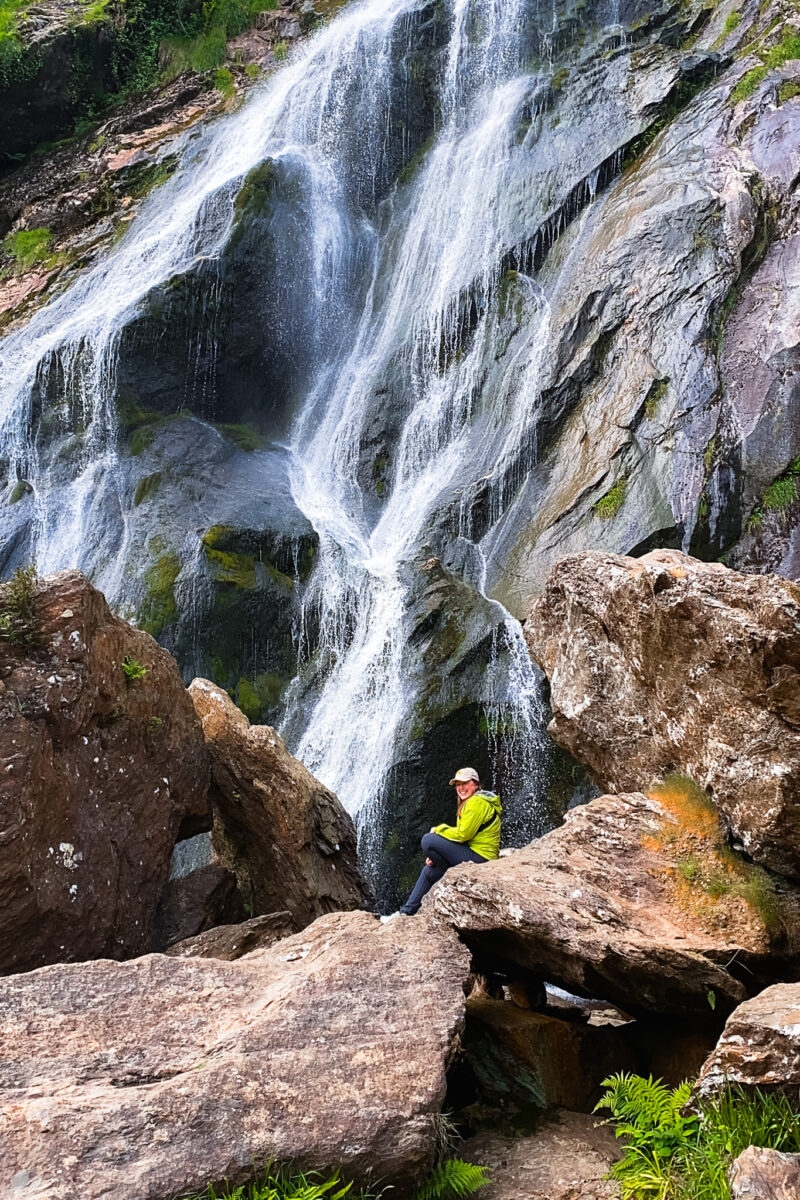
[138,543,180,638]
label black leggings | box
[400,832,487,914]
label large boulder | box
[165,912,296,961]
[433,791,799,1016]
[0,569,209,975]
[461,1112,621,1200]
[694,983,800,1100]
[525,550,800,879]
[189,679,368,926]
[0,910,470,1198]
[730,1147,800,1200]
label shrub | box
[0,564,39,646]
[245,61,260,77]
[596,1074,800,1199]
[214,66,236,96]
[273,40,289,60]
[122,655,148,682]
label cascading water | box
[0,0,631,895]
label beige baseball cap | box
[450,767,480,786]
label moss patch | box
[139,543,180,638]
[217,421,263,451]
[237,671,286,720]
[2,227,52,271]
[730,31,800,104]
[594,476,627,519]
[778,79,800,103]
[133,471,162,506]
[746,456,800,531]
[644,377,668,419]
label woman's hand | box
[425,857,434,866]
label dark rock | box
[165,911,296,959]
[524,549,800,879]
[189,678,369,925]
[154,858,244,951]
[0,569,209,975]
[0,910,471,1198]
[694,983,800,1100]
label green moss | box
[236,671,285,720]
[496,269,525,322]
[201,524,233,551]
[723,10,741,31]
[397,134,436,185]
[265,560,294,591]
[133,471,162,506]
[205,547,256,588]
[730,63,767,102]
[214,66,235,96]
[778,79,800,103]
[237,677,261,720]
[273,39,288,60]
[130,425,157,456]
[644,378,668,419]
[126,159,177,200]
[139,547,180,638]
[550,66,569,89]
[8,479,32,504]
[244,61,260,77]
[762,475,797,510]
[703,436,718,472]
[2,227,52,270]
[217,422,263,451]
[594,476,627,519]
[731,31,800,104]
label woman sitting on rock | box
[385,767,502,918]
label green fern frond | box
[415,1158,490,1200]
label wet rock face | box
[432,791,798,1016]
[694,983,800,1100]
[525,549,800,879]
[0,569,209,976]
[0,910,471,1199]
[189,678,369,924]
[730,1146,800,1200]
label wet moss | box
[229,161,277,250]
[550,66,569,89]
[778,79,800,104]
[644,377,668,419]
[133,471,162,506]
[237,671,286,720]
[139,544,180,638]
[217,421,264,451]
[8,479,32,504]
[397,133,436,185]
[214,66,235,97]
[2,227,52,270]
[205,547,256,588]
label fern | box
[415,1159,490,1200]
[595,1073,698,1198]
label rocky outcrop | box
[0,910,470,1199]
[0,569,209,975]
[730,1147,800,1200]
[461,1113,621,1200]
[189,678,368,925]
[525,550,800,879]
[694,983,800,1100]
[433,791,800,1016]
[165,911,295,959]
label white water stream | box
[0,0,614,847]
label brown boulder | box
[694,983,800,1100]
[0,569,209,975]
[432,792,797,1015]
[730,1147,800,1199]
[0,910,470,1199]
[165,911,296,959]
[461,1112,621,1199]
[153,860,244,950]
[189,679,368,925]
[524,550,800,879]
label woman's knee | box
[421,832,437,853]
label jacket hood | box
[476,789,502,814]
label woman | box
[387,767,502,918]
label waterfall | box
[0,0,628,887]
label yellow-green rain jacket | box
[433,790,502,860]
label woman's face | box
[455,780,478,802]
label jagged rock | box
[461,1112,621,1199]
[432,791,796,1016]
[525,550,800,879]
[694,983,800,1100]
[0,910,470,1199]
[165,911,296,959]
[0,570,209,975]
[189,678,368,925]
[153,858,245,950]
[730,1146,800,1199]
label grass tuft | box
[2,227,52,270]
[594,476,627,520]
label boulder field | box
[2,552,800,1197]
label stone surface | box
[153,861,245,950]
[0,910,470,1198]
[189,678,368,925]
[461,1112,621,1200]
[694,983,800,1100]
[165,911,296,959]
[730,1146,800,1200]
[433,791,797,1016]
[525,550,800,879]
[0,569,209,975]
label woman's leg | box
[400,834,486,915]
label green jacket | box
[433,790,502,860]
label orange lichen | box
[647,772,720,839]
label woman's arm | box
[433,795,492,843]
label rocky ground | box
[1,552,799,1198]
